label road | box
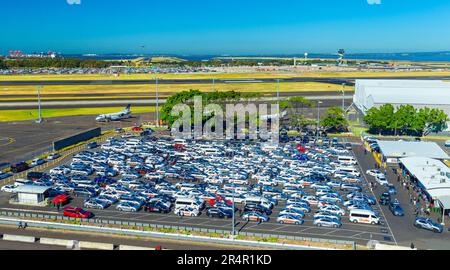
[1,75,450,86]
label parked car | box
[241,211,269,222]
[313,217,342,228]
[144,201,171,213]
[206,207,232,219]
[10,162,29,173]
[84,199,109,210]
[116,201,140,212]
[31,158,46,167]
[174,206,200,217]
[87,142,98,149]
[47,153,61,160]
[276,214,304,225]
[63,207,94,218]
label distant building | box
[353,80,450,131]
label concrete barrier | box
[39,237,75,248]
[118,245,155,250]
[3,234,35,243]
[79,241,114,250]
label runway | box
[1,75,450,86]
[0,94,353,109]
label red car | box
[63,207,94,219]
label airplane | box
[96,105,132,122]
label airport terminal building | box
[353,80,450,131]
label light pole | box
[341,83,346,113]
[231,188,236,237]
[316,101,322,143]
[36,85,42,123]
[212,78,215,91]
[155,77,159,127]
[276,79,280,101]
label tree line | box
[0,58,123,69]
[364,104,448,136]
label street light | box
[155,77,159,127]
[316,101,322,143]
[276,79,280,101]
[341,83,346,113]
[231,188,236,237]
[36,85,42,124]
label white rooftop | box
[14,185,50,194]
[400,157,450,207]
[378,140,449,160]
[353,79,450,112]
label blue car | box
[387,184,397,195]
[414,217,443,233]
[388,200,404,216]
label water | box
[64,52,450,62]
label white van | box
[338,156,357,165]
[337,166,361,177]
[175,197,205,210]
[244,196,273,209]
[349,209,380,225]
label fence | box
[0,210,355,248]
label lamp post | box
[316,101,322,143]
[36,85,42,123]
[231,188,236,237]
[155,77,159,127]
[341,83,346,113]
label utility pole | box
[155,77,159,127]
[36,85,42,123]
[342,83,346,113]
[212,78,215,91]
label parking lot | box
[0,132,405,246]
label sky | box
[1,0,450,55]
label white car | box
[445,140,450,147]
[320,205,345,216]
[174,206,200,217]
[366,169,384,177]
[116,202,140,212]
[47,153,61,160]
[375,174,389,186]
[1,185,17,193]
[31,158,46,167]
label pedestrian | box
[17,221,23,229]
[410,243,415,250]
[23,222,27,229]
[57,202,60,211]
[397,175,400,182]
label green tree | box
[321,107,348,133]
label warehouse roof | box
[353,79,450,112]
[14,185,50,194]
[400,157,450,208]
[378,140,449,160]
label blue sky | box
[1,0,450,55]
